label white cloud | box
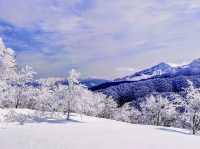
[168,62,189,67]
[116,67,135,72]
[115,67,136,78]
[1,0,200,78]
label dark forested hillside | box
[91,75,200,105]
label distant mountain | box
[115,62,176,81]
[36,77,109,88]
[80,78,109,88]
[91,58,200,106]
[173,58,200,76]
[116,59,200,82]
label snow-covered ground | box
[0,109,200,149]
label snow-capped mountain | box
[116,62,176,81]
[91,58,200,105]
[175,58,200,76]
[115,58,200,82]
[80,78,109,88]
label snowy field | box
[0,109,200,149]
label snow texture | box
[0,109,200,149]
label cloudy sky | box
[0,0,200,79]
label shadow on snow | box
[157,127,191,135]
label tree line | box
[1,38,200,135]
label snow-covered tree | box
[185,81,200,134]
[22,87,40,109]
[114,103,141,123]
[73,90,105,117]
[13,65,36,108]
[35,87,56,112]
[0,39,38,109]
[141,95,176,126]
[0,38,17,80]
[72,86,95,116]
[77,91,117,118]
[0,38,18,108]
[0,79,12,108]
[57,69,80,120]
[50,69,117,120]
[98,95,117,119]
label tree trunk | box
[15,98,19,109]
[66,101,71,120]
[67,110,70,120]
[192,114,196,135]
[193,127,196,135]
[156,111,160,126]
[15,89,22,109]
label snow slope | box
[116,58,200,82]
[0,109,200,149]
[116,62,176,81]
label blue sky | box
[1,0,200,79]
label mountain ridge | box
[115,59,200,82]
[91,58,200,105]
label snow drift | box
[0,109,200,149]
